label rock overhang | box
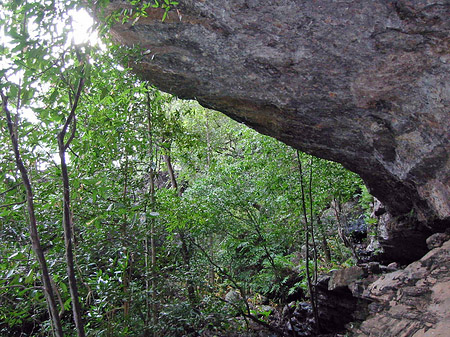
[93,0,450,263]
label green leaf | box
[24,269,34,284]
[100,87,109,100]
[60,282,68,294]
[64,298,72,310]
[49,89,59,103]
[7,27,22,40]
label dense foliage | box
[1,1,373,336]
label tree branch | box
[0,182,22,196]
[0,200,26,209]
[59,75,84,150]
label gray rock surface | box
[315,270,374,334]
[328,266,364,291]
[97,0,450,261]
[313,241,450,336]
[353,239,450,337]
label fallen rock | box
[328,266,364,291]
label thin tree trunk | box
[164,153,178,192]
[146,88,158,335]
[307,157,320,329]
[144,235,150,337]
[205,115,215,287]
[1,92,64,337]
[296,150,319,332]
[149,168,158,331]
[150,214,157,327]
[121,158,131,331]
[57,77,86,337]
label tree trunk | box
[58,137,86,337]
[2,91,64,337]
[164,153,178,192]
[205,115,215,287]
[296,150,319,332]
[121,158,131,331]
[146,89,158,335]
[57,77,86,337]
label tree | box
[1,90,64,337]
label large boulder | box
[96,0,449,262]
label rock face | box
[98,1,449,261]
[315,269,373,334]
[353,238,450,337]
[311,239,450,336]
